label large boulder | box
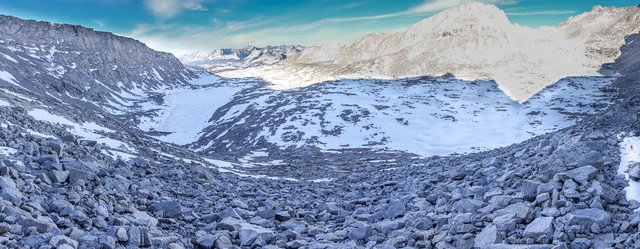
[523,217,554,241]
[348,225,372,241]
[381,199,406,219]
[522,180,540,201]
[20,216,57,233]
[565,208,611,229]
[63,160,97,183]
[474,225,499,248]
[629,162,640,181]
[0,176,22,205]
[150,200,182,218]
[238,223,274,246]
[557,166,598,184]
[452,198,484,212]
[494,203,530,220]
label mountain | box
[220,3,640,103]
[0,15,196,115]
[181,45,303,72]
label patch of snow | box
[1,53,18,63]
[1,88,36,102]
[202,158,235,169]
[619,135,640,208]
[145,77,245,145]
[0,71,19,86]
[0,146,17,156]
[24,129,56,139]
[0,99,11,107]
[27,109,134,151]
[152,68,163,81]
[103,149,137,161]
[309,178,334,183]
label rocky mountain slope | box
[220,3,640,103]
[181,45,303,73]
[0,15,196,115]
[1,11,640,249]
[0,33,638,249]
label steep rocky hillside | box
[0,15,196,114]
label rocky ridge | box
[0,15,196,115]
[181,45,303,73]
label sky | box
[0,0,637,55]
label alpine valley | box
[0,2,639,249]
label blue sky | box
[0,0,637,55]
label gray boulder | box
[523,217,554,240]
[63,160,96,183]
[239,223,274,246]
[381,199,406,219]
[348,225,372,241]
[48,170,69,183]
[558,166,598,184]
[218,217,242,231]
[494,202,530,220]
[127,226,151,247]
[20,216,56,233]
[195,234,216,249]
[474,225,499,248]
[49,235,78,248]
[565,208,611,229]
[629,162,640,181]
[150,200,182,218]
[522,180,540,201]
[452,198,484,212]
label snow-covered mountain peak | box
[221,4,640,103]
[414,2,511,30]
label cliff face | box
[0,15,196,113]
[611,33,640,96]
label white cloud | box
[290,0,519,25]
[506,10,577,16]
[91,19,107,28]
[144,0,208,19]
[337,2,367,10]
[185,1,208,11]
[408,0,517,14]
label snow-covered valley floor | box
[138,74,617,158]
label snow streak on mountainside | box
[181,45,303,73]
[221,3,640,103]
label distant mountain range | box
[180,45,303,73]
[220,3,640,103]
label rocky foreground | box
[1,19,640,249]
